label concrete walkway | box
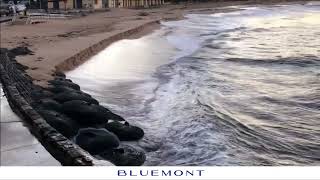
[0,85,60,166]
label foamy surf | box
[68,2,320,165]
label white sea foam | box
[68,2,320,166]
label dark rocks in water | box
[62,100,125,125]
[48,85,76,94]
[62,100,106,125]
[53,91,98,104]
[64,78,73,82]
[99,145,146,166]
[138,136,162,152]
[30,88,54,101]
[92,105,126,122]
[75,128,120,155]
[138,140,162,152]
[37,110,79,138]
[32,98,62,112]
[105,121,144,141]
[48,85,91,97]
[10,46,33,56]
[54,76,73,82]
[48,79,80,90]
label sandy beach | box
[0,0,306,87]
[1,0,319,168]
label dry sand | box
[0,0,306,86]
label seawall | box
[0,51,111,166]
[0,19,160,166]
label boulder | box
[75,128,120,154]
[53,91,98,104]
[48,85,75,94]
[48,85,91,97]
[30,88,53,101]
[37,98,62,112]
[99,145,146,166]
[105,121,144,141]
[54,76,73,82]
[91,104,126,122]
[62,100,106,125]
[62,100,125,125]
[48,79,80,90]
[37,110,79,138]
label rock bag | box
[48,79,80,90]
[99,145,146,166]
[48,85,91,98]
[54,77,72,82]
[75,128,120,155]
[30,87,53,101]
[53,91,99,105]
[91,104,126,122]
[37,110,79,138]
[105,121,144,141]
[62,100,125,125]
[33,98,62,112]
[48,85,76,94]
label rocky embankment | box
[0,47,146,166]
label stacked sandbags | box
[30,71,145,166]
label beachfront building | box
[47,0,163,10]
[48,0,94,9]
[93,0,108,9]
[47,0,74,10]
[109,0,164,8]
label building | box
[93,0,108,9]
[109,0,164,8]
[47,0,163,10]
[47,0,95,10]
[47,0,74,10]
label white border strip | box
[0,167,319,179]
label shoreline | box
[55,20,161,73]
[0,0,312,166]
[0,0,308,87]
[0,49,109,165]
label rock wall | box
[0,51,110,166]
[0,20,158,166]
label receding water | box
[68,2,320,165]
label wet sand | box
[0,0,306,87]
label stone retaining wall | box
[0,51,110,166]
[0,20,159,166]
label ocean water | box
[68,2,320,165]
